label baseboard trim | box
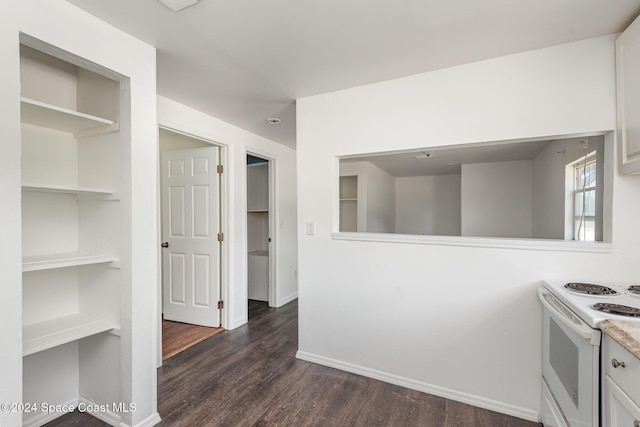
[22,397,78,427]
[229,316,247,330]
[278,292,298,307]
[296,351,539,423]
[78,395,121,426]
[125,412,162,427]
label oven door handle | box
[538,287,599,344]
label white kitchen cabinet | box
[602,334,640,427]
[616,13,640,175]
[20,42,123,426]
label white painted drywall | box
[23,343,79,426]
[461,160,533,238]
[0,1,159,426]
[247,213,270,253]
[247,163,269,212]
[296,35,639,422]
[395,174,461,235]
[159,128,211,151]
[340,161,395,233]
[21,124,78,186]
[20,45,78,111]
[365,163,396,233]
[248,253,269,301]
[0,9,25,426]
[157,96,298,329]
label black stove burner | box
[628,285,640,296]
[592,303,640,317]
[564,282,618,295]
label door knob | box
[611,358,626,368]
[161,242,169,248]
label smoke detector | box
[157,0,200,12]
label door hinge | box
[217,301,224,310]
[217,232,224,242]
[217,164,223,174]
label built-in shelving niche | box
[20,42,123,427]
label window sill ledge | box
[331,232,613,253]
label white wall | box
[395,174,461,235]
[0,8,24,426]
[159,128,210,151]
[365,163,395,233]
[157,96,298,329]
[340,161,395,233]
[295,35,640,422]
[461,160,532,238]
[1,2,159,427]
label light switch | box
[306,221,315,235]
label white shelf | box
[249,250,269,256]
[22,253,119,272]
[23,313,116,356]
[20,97,115,133]
[22,183,114,195]
[339,198,357,202]
[248,209,269,213]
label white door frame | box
[156,124,230,367]
[246,148,278,308]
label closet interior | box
[247,155,270,303]
[20,42,126,426]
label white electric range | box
[539,281,640,427]
[542,281,640,327]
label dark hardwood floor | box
[47,300,541,426]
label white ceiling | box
[342,138,554,177]
[68,0,640,149]
[341,135,607,177]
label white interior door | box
[161,147,221,327]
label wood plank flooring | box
[46,300,541,426]
[162,319,224,360]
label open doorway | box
[159,128,224,359]
[246,153,274,317]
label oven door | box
[539,287,601,427]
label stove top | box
[564,282,619,295]
[592,303,640,317]
[542,280,640,328]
